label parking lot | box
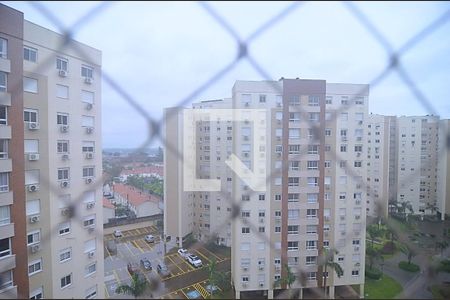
[103,225,230,298]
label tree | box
[274,264,296,298]
[207,259,222,297]
[322,248,344,298]
[400,244,417,265]
[366,247,383,270]
[115,273,147,299]
[367,224,382,250]
[426,202,438,216]
[399,201,414,219]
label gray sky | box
[4,1,450,148]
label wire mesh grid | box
[5,1,450,299]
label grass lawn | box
[365,274,403,299]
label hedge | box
[398,261,420,272]
[365,267,383,280]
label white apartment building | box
[437,119,450,220]
[165,78,368,299]
[23,21,103,299]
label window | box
[275,111,283,120]
[307,209,317,219]
[306,240,317,250]
[257,242,265,250]
[0,173,7,193]
[241,211,250,218]
[259,227,265,233]
[25,170,39,185]
[85,286,97,299]
[0,72,6,92]
[27,230,40,245]
[307,193,318,203]
[355,97,364,105]
[339,192,346,200]
[325,128,331,136]
[325,96,332,104]
[307,177,318,186]
[240,242,250,251]
[288,193,299,202]
[82,90,94,104]
[306,256,317,265]
[309,112,320,121]
[83,166,94,178]
[324,161,331,168]
[56,57,68,71]
[340,176,347,184]
[57,113,69,125]
[24,109,38,123]
[242,227,250,234]
[354,161,362,167]
[275,226,281,233]
[26,199,40,216]
[59,222,70,235]
[288,209,299,219]
[287,225,299,234]
[259,94,266,103]
[288,177,299,187]
[57,140,69,153]
[355,145,363,152]
[56,85,69,99]
[288,241,298,250]
[308,145,319,154]
[274,177,281,186]
[307,272,317,280]
[352,270,360,276]
[308,95,319,106]
[24,46,37,62]
[307,161,319,170]
[0,238,11,257]
[83,215,95,227]
[24,139,38,154]
[58,168,69,180]
[61,274,72,289]
[30,287,43,299]
[289,95,300,105]
[275,194,281,201]
[258,194,265,201]
[341,112,348,121]
[289,145,300,154]
[82,65,93,79]
[340,144,347,152]
[0,106,6,125]
[82,115,94,127]
[0,270,12,291]
[289,129,300,138]
[355,113,364,121]
[85,262,96,276]
[275,211,281,217]
[24,77,38,93]
[0,38,6,58]
[242,276,249,282]
[289,112,300,123]
[275,128,282,137]
[60,247,72,262]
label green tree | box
[322,248,344,298]
[115,273,147,299]
[366,247,383,270]
[367,224,382,250]
[400,244,417,265]
[274,264,296,298]
[207,259,222,297]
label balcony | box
[0,57,11,73]
[0,254,16,271]
[0,159,12,173]
[0,126,11,139]
[0,191,13,206]
[0,92,11,106]
[0,285,17,298]
[0,223,14,239]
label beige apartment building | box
[0,4,104,297]
[165,78,368,298]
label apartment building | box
[437,119,450,220]
[164,78,368,299]
[396,116,439,215]
[0,5,105,297]
[365,114,394,218]
[0,5,29,298]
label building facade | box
[164,78,368,298]
[437,119,450,220]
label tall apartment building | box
[365,114,394,218]
[437,120,450,220]
[165,78,368,299]
[0,6,29,298]
[1,4,104,298]
[396,116,439,214]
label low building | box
[112,183,162,218]
[103,197,115,224]
[119,165,163,182]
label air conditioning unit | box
[354,246,360,252]
[85,177,93,184]
[258,265,264,271]
[86,127,94,134]
[88,251,95,258]
[275,265,281,271]
[86,202,95,209]
[28,184,39,192]
[355,215,361,220]
[85,152,94,159]
[60,181,69,188]
[28,122,40,130]
[58,70,67,77]
[30,243,41,253]
[86,103,93,110]
[84,77,93,84]
[259,282,264,287]
[60,125,69,133]
[61,208,70,216]
[357,152,361,157]
[62,154,69,161]
[28,153,40,161]
[358,121,363,125]
[242,266,248,271]
[29,215,40,223]
[259,217,265,223]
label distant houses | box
[119,165,163,182]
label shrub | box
[365,267,382,280]
[398,261,420,272]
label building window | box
[307,161,319,170]
[81,65,93,79]
[0,173,8,192]
[307,177,318,186]
[58,168,69,181]
[60,274,72,289]
[24,46,38,62]
[242,227,250,234]
[308,145,319,154]
[24,77,38,93]
[325,96,332,104]
[25,170,39,185]
[82,115,95,128]
[341,112,348,121]
[0,106,7,125]
[28,259,42,276]
[288,193,299,202]
[59,247,72,262]
[288,209,300,220]
[56,57,68,71]
[24,139,38,155]
[307,272,317,280]
[307,209,318,219]
[57,140,69,154]
[307,193,318,204]
[83,166,95,178]
[30,287,43,299]
[308,95,320,106]
[287,225,299,234]
[275,194,281,201]
[275,226,281,233]
[288,177,299,187]
[306,240,317,250]
[26,199,40,216]
[85,263,96,276]
[83,215,95,227]
[24,109,38,123]
[0,270,13,291]
[56,84,69,99]
[325,128,331,136]
[0,238,11,258]
[59,222,71,235]
[288,241,299,251]
[352,270,360,276]
[306,256,317,265]
[0,72,6,92]
[27,230,40,245]
[259,94,266,103]
[0,38,7,59]
[81,90,94,104]
[85,286,97,299]
[57,113,69,125]
[324,160,331,168]
[240,242,250,251]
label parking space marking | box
[123,242,134,256]
[166,255,185,274]
[194,283,210,299]
[200,246,223,261]
[192,249,211,264]
[131,240,144,253]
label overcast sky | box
[4,1,450,148]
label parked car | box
[140,258,152,270]
[157,263,171,278]
[127,262,139,275]
[145,234,155,243]
[187,255,203,268]
[177,248,189,258]
[113,230,123,238]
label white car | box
[177,248,189,259]
[113,230,123,238]
[144,235,155,243]
[187,254,203,268]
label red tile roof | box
[120,165,163,177]
[103,197,115,209]
[112,183,161,206]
